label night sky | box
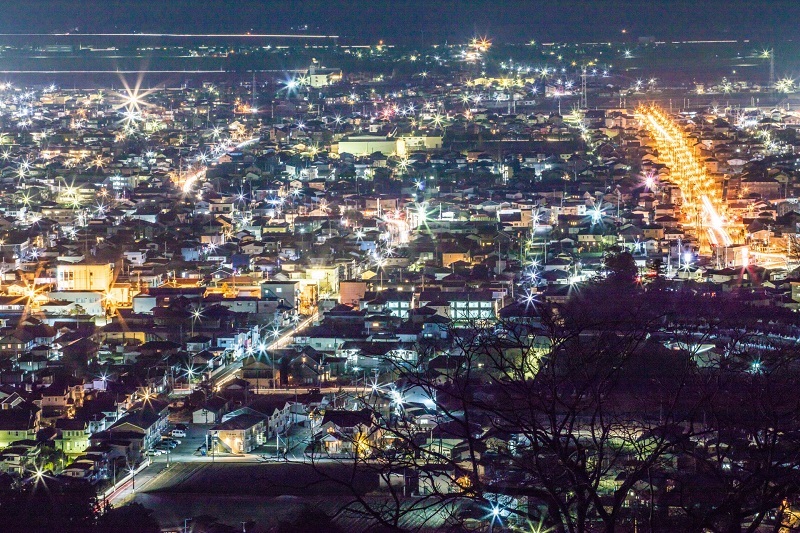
[0,1,796,44]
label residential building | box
[210,413,265,453]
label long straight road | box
[636,105,737,254]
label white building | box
[306,65,342,88]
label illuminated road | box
[748,250,790,269]
[212,313,318,390]
[637,105,736,251]
[182,136,261,194]
[103,459,156,508]
[267,314,318,351]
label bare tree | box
[298,282,800,532]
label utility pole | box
[252,72,257,112]
[769,48,775,88]
[581,67,588,109]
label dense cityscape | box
[1,2,800,532]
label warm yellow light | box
[636,105,733,249]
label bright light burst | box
[643,170,657,190]
[775,77,795,93]
[589,205,605,226]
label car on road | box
[145,449,163,456]
[171,429,186,438]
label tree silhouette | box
[95,503,161,533]
[301,280,800,532]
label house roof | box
[320,408,372,429]
[238,397,292,417]
[109,408,162,433]
[0,406,38,431]
[223,378,251,390]
[55,418,88,431]
[212,413,264,431]
[64,461,93,471]
[201,396,228,412]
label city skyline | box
[0,2,800,532]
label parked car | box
[171,429,186,438]
[145,449,163,456]
[162,437,181,445]
[175,423,188,431]
[154,443,171,452]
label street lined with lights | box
[637,105,737,253]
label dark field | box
[134,462,453,532]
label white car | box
[171,429,186,438]
[145,449,163,456]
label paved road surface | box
[212,314,318,390]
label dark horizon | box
[0,0,797,45]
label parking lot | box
[146,424,237,464]
[143,421,316,465]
